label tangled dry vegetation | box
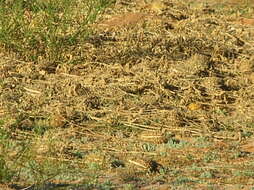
[1,0,254,189]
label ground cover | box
[1,0,254,189]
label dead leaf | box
[187,103,202,111]
[238,17,254,25]
[97,12,149,30]
[247,72,254,84]
[140,183,170,190]
[128,159,163,173]
[50,113,66,128]
[144,0,166,13]
[240,140,254,153]
[139,130,170,144]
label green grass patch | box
[0,0,113,64]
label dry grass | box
[1,0,254,189]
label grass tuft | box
[0,0,113,64]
